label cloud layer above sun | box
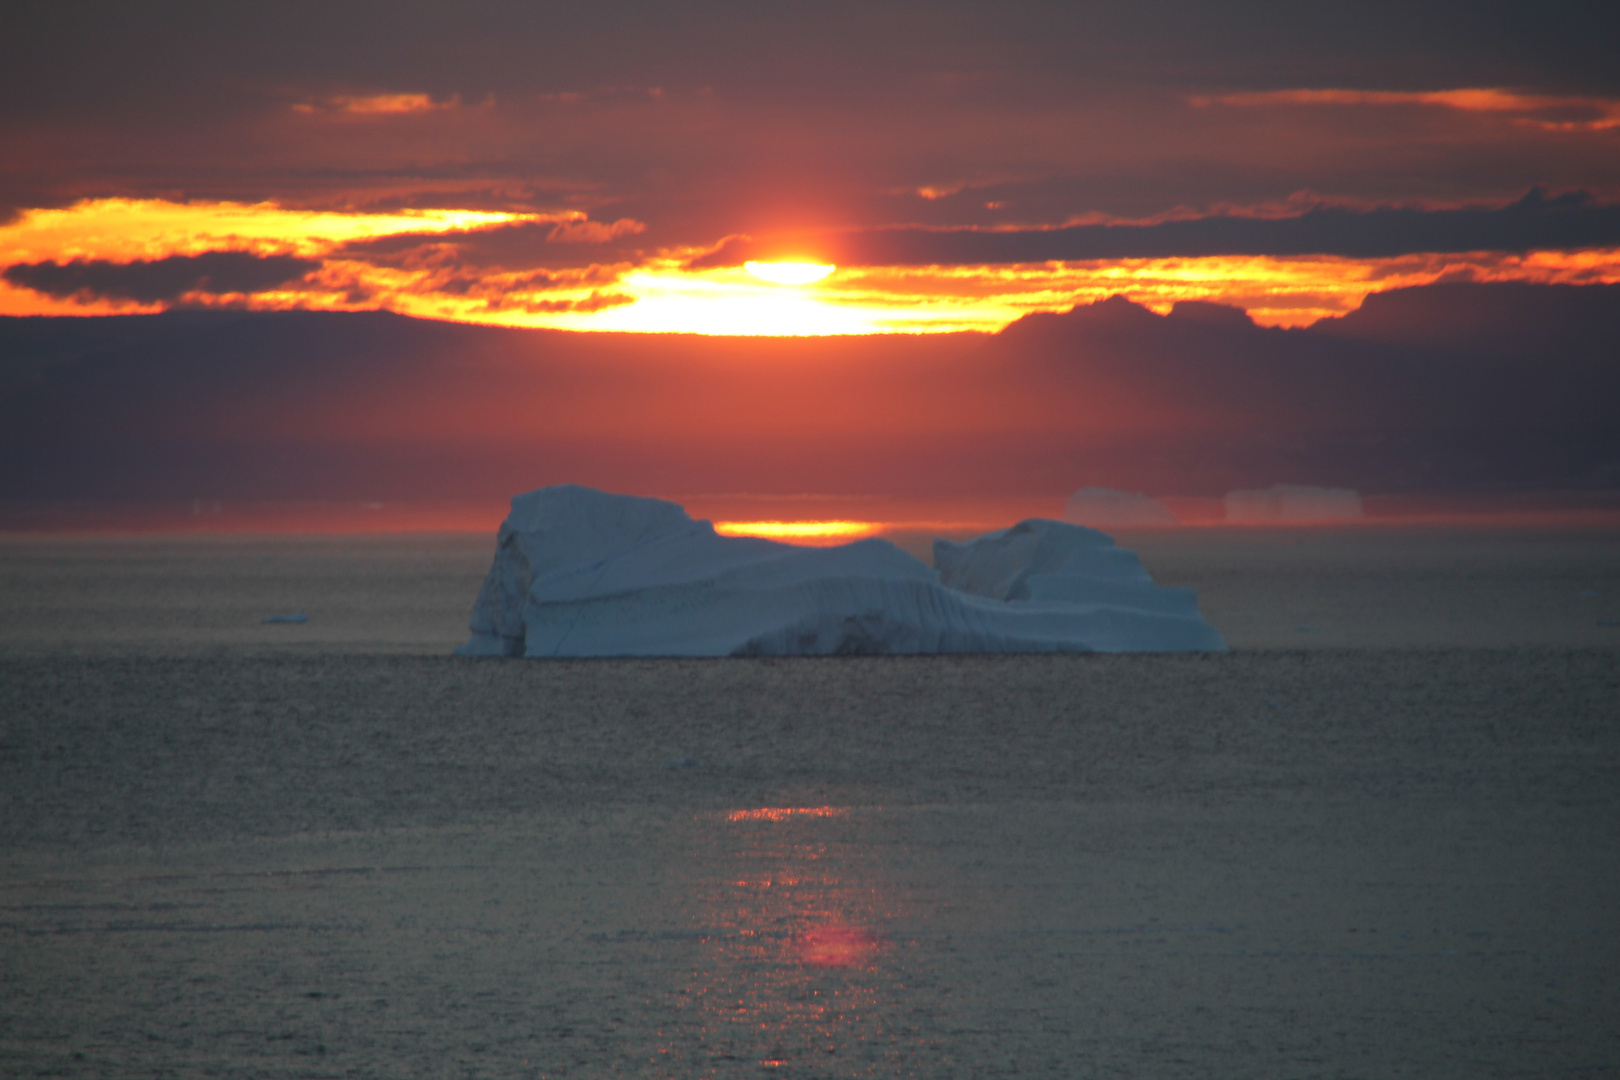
[3,195,1616,333]
[2,1,1617,333]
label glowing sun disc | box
[744,261,835,285]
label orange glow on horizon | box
[713,520,879,543]
[8,497,1618,537]
[2,198,1617,332]
[744,261,836,285]
[495,248,1620,334]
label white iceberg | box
[1224,484,1364,523]
[456,485,1224,657]
[1062,487,1179,527]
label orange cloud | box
[293,93,460,116]
[5,198,1617,333]
[546,217,647,244]
[0,198,534,262]
[550,248,1620,333]
[1197,87,1620,132]
[3,251,319,304]
[517,289,636,314]
[0,198,541,315]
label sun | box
[744,260,836,285]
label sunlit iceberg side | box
[456,484,1225,657]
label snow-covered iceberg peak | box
[935,519,1224,650]
[936,518,1151,601]
[456,485,1224,657]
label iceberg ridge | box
[456,485,1225,657]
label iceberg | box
[1062,487,1179,527]
[456,485,1224,657]
[1224,484,1364,524]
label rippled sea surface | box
[2,530,1618,1077]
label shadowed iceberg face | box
[456,485,1224,657]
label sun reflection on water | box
[725,805,854,822]
[648,804,914,1075]
[794,926,885,968]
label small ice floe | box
[666,756,701,768]
[263,612,309,624]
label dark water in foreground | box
[4,651,1618,1078]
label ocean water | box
[3,526,1619,655]
[2,528,1618,1077]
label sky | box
[5,282,1617,527]
[3,0,1618,334]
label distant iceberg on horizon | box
[1225,484,1364,524]
[456,485,1225,657]
[1063,487,1179,527]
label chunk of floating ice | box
[263,613,309,624]
[455,484,1225,657]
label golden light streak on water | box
[793,926,885,968]
[725,806,855,822]
[653,805,904,1072]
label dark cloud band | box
[692,189,1620,268]
[3,251,320,303]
